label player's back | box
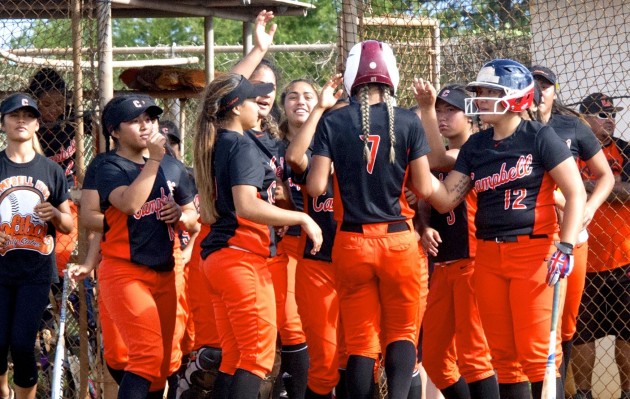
[314,102,429,224]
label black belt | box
[483,234,549,243]
[340,221,409,233]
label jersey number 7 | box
[359,135,381,174]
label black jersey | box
[313,102,430,224]
[0,152,69,284]
[430,171,477,263]
[245,129,286,253]
[97,153,195,271]
[283,143,305,237]
[548,113,600,161]
[454,120,572,239]
[83,152,115,190]
[38,113,92,188]
[291,149,337,262]
[201,129,277,259]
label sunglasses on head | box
[596,112,616,119]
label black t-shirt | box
[313,102,430,224]
[201,130,277,259]
[0,152,69,285]
[548,113,600,161]
[454,120,572,239]
[97,153,195,271]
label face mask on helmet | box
[464,59,535,116]
[344,40,400,97]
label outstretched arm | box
[426,171,472,214]
[412,78,456,171]
[230,10,277,79]
[285,74,344,174]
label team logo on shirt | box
[312,195,333,212]
[473,154,533,192]
[0,177,54,256]
[133,186,176,240]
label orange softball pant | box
[333,221,426,360]
[560,241,587,342]
[189,253,221,349]
[294,255,340,395]
[474,237,564,384]
[203,248,277,378]
[97,287,128,371]
[421,258,495,389]
[270,235,305,346]
[98,258,177,391]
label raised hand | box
[412,78,437,110]
[253,10,277,52]
[318,74,344,110]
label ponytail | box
[194,74,242,224]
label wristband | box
[555,241,574,256]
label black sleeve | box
[575,121,601,161]
[537,125,573,171]
[229,140,265,189]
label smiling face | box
[249,65,277,120]
[2,108,40,144]
[113,112,156,152]
[283,81,318,128]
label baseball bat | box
[541,281,561,399]
[51,269,71,399]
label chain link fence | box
[1,0,629,398]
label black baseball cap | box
[529,65,557,85]
[0,93,41,118]
[159,120,180,142]
[218,75,274,117]
[579,92,624,114]
[103,95,163,134]
[436,85,470,111]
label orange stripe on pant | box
[333,221,426,360]
[203,248,277,378]
[270,235,305,346]
[98,258,177,391]
[474,238,564,383]
[561,241,587,342]
[294,255,340,395]
[169,249,188,374]
[422,258,495,390]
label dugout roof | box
[0,0,315,20]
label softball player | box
[572,93,630,399]
[413,83,499,399]
[0,93,73,399]
[529,66,615,389]
[307,40,434,399]
[230,11,309,398]
[96,94,198,398]
[283,75,344,399]
[193,73,322,399]
[69,151,131,386]
[427,59,586,399]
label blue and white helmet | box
[464,59,535,115]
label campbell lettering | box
[312,196,333,212]
[474,154,533,192]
